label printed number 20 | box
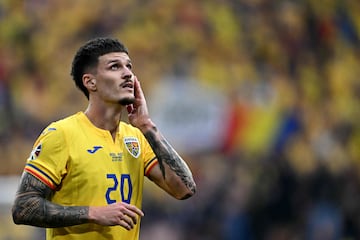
[106,174,133,204]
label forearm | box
[12,173,89,228]
[141,122,196,199]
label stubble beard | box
[118,96,135,106]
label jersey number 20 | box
[106,174,133,204]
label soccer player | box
[12,37,196,240]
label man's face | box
[93,52,135,105]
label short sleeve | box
[24,123,69,190]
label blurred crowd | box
[1,0,360,239]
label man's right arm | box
[12,172,89,228]
[12,172,144,230]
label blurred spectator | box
[1,0,360,239]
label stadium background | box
[1,0,360,239]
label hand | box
[88,202,144,230]
[127,76,155,132]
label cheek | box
[96,78,120,99]
[97,74,119,90]
[103,84,121,98]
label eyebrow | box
[106,58,132,65]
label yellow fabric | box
[25,112,156,240]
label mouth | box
[121,81,134,89]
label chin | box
[118,97,135,106]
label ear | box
[83,74,97,92]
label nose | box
[123,67,133,80]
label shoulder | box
[37,112,81,140]
[43,112,83,133]
[53,112,83,127]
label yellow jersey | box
[24,112,157,240]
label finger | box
[123,208,142,225]
[120,215,135,229]
[126,204,144,217]
[133,76,144,98]
[119,218,133,231]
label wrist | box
[87,206,98,223]
[138,119,157,133]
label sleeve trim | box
[25,163,57,190]
[144,157,158,176]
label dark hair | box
[70,37,129,99]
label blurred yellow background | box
[1,0,360,239]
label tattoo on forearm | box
[144,128,196,195]
[12,173,88,228]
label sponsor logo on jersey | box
[29,144,42,160]
[87,146,103,154]
[124,137,140,158]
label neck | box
[84,104,123,138]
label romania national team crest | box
[124,137,140,158]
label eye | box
[126,63,132,70]
[110,64,120,70]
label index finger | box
[133,76,144,99]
